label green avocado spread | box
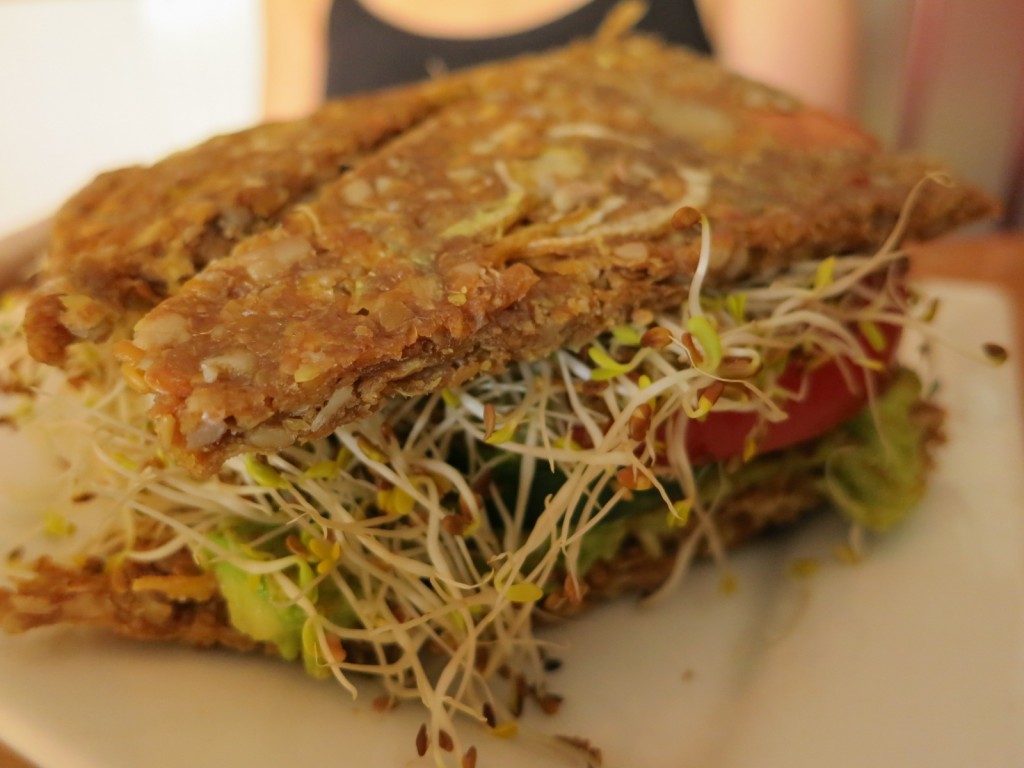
[212,557,306,661]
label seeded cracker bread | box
[23,81,472,365]
[25,35,990,479]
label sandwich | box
[0,28,997,766]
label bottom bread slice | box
[0,395,944,654]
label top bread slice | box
[24,35,994,475]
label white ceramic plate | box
[1,281,1022,768]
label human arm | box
[262,0,333,121]
[699,0,859,116]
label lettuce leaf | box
[815,368,936,531]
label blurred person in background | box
[263,0,859,121]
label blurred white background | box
[0,0,1020,235]
[0,0,263,235]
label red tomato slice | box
[683,322,901,464]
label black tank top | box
[325,0,713,97]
